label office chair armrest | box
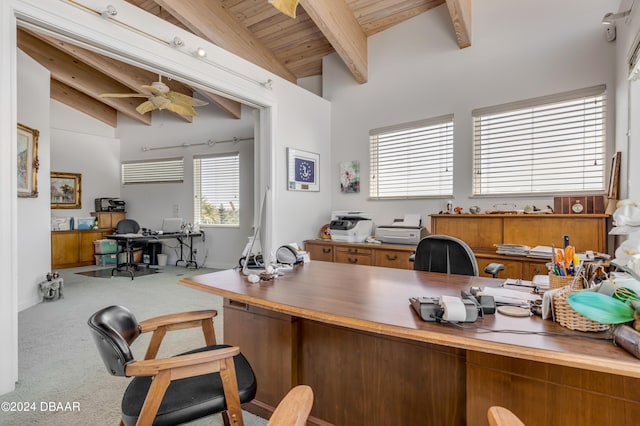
[126,346,240,377]
[139,310,218,359]
[139,309,218,332]
[484,263,505,278]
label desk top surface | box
[107,231,203,240]
[180,261,640,378]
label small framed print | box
[51,172,82,209]
[17,123,39,198]
[287,148,319,191]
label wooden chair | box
[488,406,525,426]
[267,385,314,426]
[88,305,257,426]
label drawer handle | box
[533,267,540,274]
[228,300,249,310]
[322,248,331,253]
[386,254,398,261]
[348,248,358,254]
[348,257,358,264]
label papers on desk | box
[115,233,145,238]
[482,286,541,307]
[527,245,554,259]
[495,244,530,256]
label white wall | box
[324,0,618,230]
[17,51,51,310]
[117,105,256,269]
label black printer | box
[94,198,126,212]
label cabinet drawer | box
[477,256,522,279]
[526,261,549,280]
[305,242,334,262]
[335,252,372,266]
[374,249,414,270]
[335,247,372,256]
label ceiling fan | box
[100,76,208,117]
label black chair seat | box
[121,344,256,426]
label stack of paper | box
[495,244,530,256]
[528,245,554,259]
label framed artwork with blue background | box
[287,148,319,191]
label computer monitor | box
[242,186,271,274]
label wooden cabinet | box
[51,229,111,269]
[431,214,610,280]
[90,211,126,230]
[305,240,416,270]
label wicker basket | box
[552,286,610,332]
[548,273,583,289]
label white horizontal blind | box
[472,86,606,195]
[193,153,240,225]
[369,115,454,199]
[121,157,184,184]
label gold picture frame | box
[51,172,82,209]
[17,123,39,198]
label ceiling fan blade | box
[136,100,158,115]
[269,0,298,18]
[167,91,209,107]
[166,102,199,117]
[100,93,149,98]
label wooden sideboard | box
[305,239,416,270]
[51,212,126,269]
[431,213,610,280]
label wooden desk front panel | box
[223,300,297,414]
[430,216,504,249]
[466,352,640,426]
[51,232,80,267]
[299,320,466,426]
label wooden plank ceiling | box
[18,0,471,127]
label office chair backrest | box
[414,235,478,276]
[115,219,140,234]
[87,305,141,376]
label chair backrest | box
[413,235,478,276]
[115,219,140,234]
[487,406,525,426]
[267,385,314,426]
[87,305,141,376]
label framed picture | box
[340,160,360,193]
[17,123,39,198]
[51,172,82,209]
[287,148,319,191]
[607,151,621,200]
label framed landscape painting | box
[17,123,39,198]
[51,172,81,209]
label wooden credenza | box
[51,229,112,269]
[305,239,416,270]
[431,213,610,280]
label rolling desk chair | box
[87,305,257,426]
[113,219,145,279]
[413,235,504,278]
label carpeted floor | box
[0,265,267,426]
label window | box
[369,115,454,199]
[193,153,240,226]
[472,85,606,196]
[121,157,184,184]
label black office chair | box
[413,235,504,278]
[88,305,257,426]
[115,219,141,234]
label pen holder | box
[548,273,582,289]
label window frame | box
[369,114,454,200]
[472,85,607,197]
[193,152,241,228]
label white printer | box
[329,211,373,243]
[374,214,428,245]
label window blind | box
[369,114,454,199]
[121,157,184,184]
[193,153,240,225]
[472,85,606,196]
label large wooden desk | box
[180,262,640,426]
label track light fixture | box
[194,47,207,58]
[602,9,631,24]
[101,5,117,18]
[171,36,184,48]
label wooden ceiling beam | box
[299,0,368,84]
[17,29,152,125]
[152,0,298,83]
[51,79,118,128]
[445,0,472,48]
[198,91,242,119]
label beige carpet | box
[0,265,267,426]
